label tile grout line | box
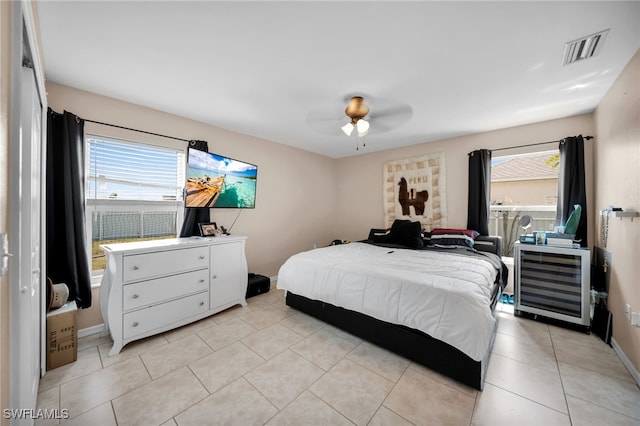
[548,323,572,423]
[377,363,417,426]
[562,391,640,423]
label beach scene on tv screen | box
[186,150,257,208]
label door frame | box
[8,0,48,414]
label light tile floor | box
[37,285,640,425]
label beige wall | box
[77,287,101,331]
[594,49,640,373]
[0,1,11,422]
[46,82,338,330]
[334,114,595,246]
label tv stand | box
[99,236,248,356]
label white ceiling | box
[36,1,640,158]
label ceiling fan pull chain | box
[354,134,367,151]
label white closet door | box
[9,19,45,422]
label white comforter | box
[277,242,499,361]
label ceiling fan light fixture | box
[341,96,371,139]
[341,121,355,136]
[356,119,369,136]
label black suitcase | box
[246,273,270,298]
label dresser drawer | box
[123,292,209,339]
[123,246,209,282]
[123,269,209,312]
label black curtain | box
[467,149,492,236]
[46,109,92,308]
[556,135,587,246]
[180,140,210,237]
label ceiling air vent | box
[562,29,609,66]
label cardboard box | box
[46,301,77,370]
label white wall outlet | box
[625,304,632,322]
[312,243,317,250]
[632,312,640,328]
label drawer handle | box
[132,322,139,327]
[132,294,139,299]
[199,301,205,306]
[199,255,205,260]
[199,279,205,283]
[212,274,217,279]
[133,265,140,270]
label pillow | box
[422,231,432,244]
[388,220,424,249]
[367,228,391,244]
[430,228,479,248]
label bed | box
[277,223,506,390]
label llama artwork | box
[397,177,429,216]
[383,153,447,230]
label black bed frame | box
[285,235,504,391]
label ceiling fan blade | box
[306,99,346,122]
[306,113,343,124]
[368,104,413,134]
[370,104,412,118]
[305,114,346,136]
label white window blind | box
[87,137,184,201]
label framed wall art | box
[383,152,448,230]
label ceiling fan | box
[305,94,414,141]
[341,96,370,137]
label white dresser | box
[99,236,248,356]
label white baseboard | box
[270,275,278,283]
[78,323,104,338]
[611,337,640,387]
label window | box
[86,136,185,274]
[490,150,559,256]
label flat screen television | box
[185,148,257,208]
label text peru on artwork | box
[383,152,447,230]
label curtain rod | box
[84,118,191,143]
[468,135,593,156]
